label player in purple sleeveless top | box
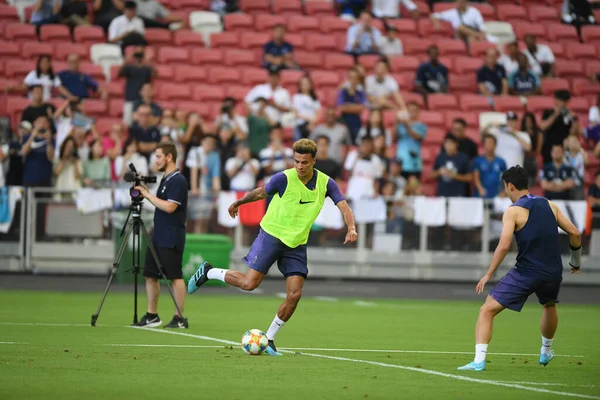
[458,166,582,371]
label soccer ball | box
[241,329,269,355]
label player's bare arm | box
[228,187,268,218]
[548,200,582,274]
[336,200,358,244]
[476,207,517,294]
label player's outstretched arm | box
[336,200,358,244]
[550,201,582,274]
[228,187,268,218]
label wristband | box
[569,245,582,268]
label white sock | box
[541,336,554,355]
[265,314,285,341]
[207,268,227,282]
[474,344,488,363]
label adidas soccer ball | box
[241,329,268,355]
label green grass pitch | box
[0,290,598,400]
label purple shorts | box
[243,229,308,279]
[489,268,562,312]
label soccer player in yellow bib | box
[188,139,358,355]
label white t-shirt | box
[365,74,399,99]
[488,127,531,168]
[214,114,249,135]
[259,146,294,183]
[433,7,485,31]
[499,55,518,76]
[381,37,403,56]
[372,0,416,18]
[53,159,82,192]
[292,93,321,126]
[24,71,61,101]
[108,15,145,42]
[114,153,149,177]
[357,126,393,147]
[522,45,555,76]
[185,145,209,193]
[588,106,599,126]
[0,144,9,188]
[55,117,73,159]
[225,157,260,191]
[344,149,384,200]
[245,83,291,123]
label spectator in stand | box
[472,134,507,198]
[214,97,248,143]
[482,111,531,168]
[53,99,83,157]
[358,109,392,145]
[522,35,556,78]
[115,137,149,179]
[373,133,389,172]
[589,94,600,126]
[395,102,427,179]
[225,142,260,192]
[129,104,160,160]
[314,135,342,181]
[563,135,588,200]
[540,90,576,163]
[259,125,294,184]
[5,122,32,187]
[53,137,83,199]
[372,0,419,20]
[263,24,298,72]
[499,41,519,76]
[365,59,407,111]
[247,98,274,157]
[387,160,407,199]
[102,123,125,181]
[309,108,352,164]
[380,27,403,57]
[7,55,75,102]
[58,55,107,100]
[30,0,61,28]
[93,0,124,32]
[211,0,240,16]
[245,70,291,125]
[135,0,183,29]
[133,83,162,126]
[404,175,422,196]
[540,144,575,200]
[432,135,472,197]
[292,75,321,141]
[414,45,449,104]
[443,118,478,161]
[337,68,367,144]
[430,0,486,43]
[83,139,111,187]
[344,135,384,201]
[179,112,205,183]
[588,171,600,223]
[562,0,596,27]
[338,0,368,20]
[477,48,508,96]
[108,1,147,55]
[521,112,544,188]
[345,11,383,57]
[20,85,57,130]
[118,46,156,125]
[508,54,541,97]
[587,95,600,157]
[60,0,91,27]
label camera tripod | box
[91,201,184,326]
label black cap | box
[124,1,136,9]
[506,111,518,120]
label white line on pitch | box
[0,342,26,345]
[495,381,597,388]
[278,347,585,357]
[129,329,599,400]
[0,322,121,327]
[313,296,339,302]
[354,301,377,307]
[105,344,227,349]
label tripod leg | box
[91,221,135,326]
[139,221,185,320]
[133,222,139,325]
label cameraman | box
[540,90,578,164]
[133,142,189,329]
[214,97,248,141]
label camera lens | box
[130,189,140,197]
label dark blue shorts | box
[243,229,308,279]
[489,268,561,312]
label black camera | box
[123,163,157,203]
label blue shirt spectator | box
[152,169,188,251]
[508,54,541,96]
[31,0,61,25]
[21,118,55,187]
[434,137,472,197]
[395,103,427,176]
[540,144,575,200]
[473,136,507,198]
[58,70,98,99]
[345,11,383,55]
[204,150,221,193]
[337,86,366,144]
[415,45,448,94]
[477,48,507,96]
[263,25,296,71]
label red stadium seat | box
[5,59,35,79]
[21,42,54,59]
[94,118,122,136]
[76,62,104,82]
[174,65,207,83]
[512,22,545,40]
[158,83,192,101]
[226,85,252,102]
[173,30,204,48]
[556,59,585,79]
[397,72,415,92]
[540,78,570,95]
[285,33,305,50]
[209,67,241,84]
[435,39,467,57]
[210,32,240,49]
[223,13,254,32]
[423,128,446,147]
[387,19,418,36]
[389,56,420,73]
[427,94,458,111]
[54,43,89,61]
[448,73,476,94]
[419,112,445,129]
[4,23,37,43]
[0,40,19,60]
[444,110,479,130]
[157,47,190,64]
[585,60,600,76]
[304,34,338,52]
[453,56,481,75]
[295,51,323,70]
[402,92,425,107]
[571,78,600,96]
[539,41,565,59]
[526,96,554,113]
[305,1,335,17]
[311,70,340,90]
[83,99,108,117]
[357,54,381,71]
[496,4,527,22]
[417,19,454,39]
[73,26,105,45]
[254,14,286,32]
[402,38,434,55]
[413,1,430,17]
[108,99,124,118]
[493,96,523,112]
[192,85,226,102]
[460,94,492,112]
[144,28,172,46]
[272,0,302,15]
[240,68,268,86]
[287,15,320,33]
[569,97,590,114]
[0,4,20,22]
[582,25,600,43]
[105,81,124,99]
[565,43,597,60]
[324,53,354,70]
[319,16,350,34]
[39,24,71,43]
[224,49,257,66]
[471,3,495,19]
[239,32,269,50]
[191,48,224,65]
[545,23,578,42]
[469,41,497,58]
[6,96,31,126]
[280,69,305,88]
[527,5,559,23]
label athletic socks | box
[541,336,554,356]
[207,268,227,282]
[265,314,286,341]
[474,344,488,363]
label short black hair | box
[28,84,43,92]
[124,0,136,9]
[268,69,280,77]
[554,89,571,102]
[453,118,467,127]
[223,96,236,105]
[314,135,330,145]
[501,166,529,190]
[444,134,458,144]
[482,134,497,145]
[595,170,600,178]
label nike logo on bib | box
[299,200,315,204]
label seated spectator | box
[225,142,260,192]
[102,123,125,180]
[562,0,596,25]
[309,108,352,164]
[53,99,83,157]
[372,132,389,171]
[129,104,160,160]
[477,48,508,96]
[414,45,449,100]
[589,94,600,126]
[133,83,162,126]
[338,0,368,20]
[211,0,240,16]
[373,0,419,19]
[263,24,298,71]
[20,85,57,131]
[313,135,342,181]
[344,135,384,200]
[245,70,291,125]
[588,171,600,216]
[94,0,124,32]
[53,137,82,199]
[499,41,519,76]
[387,159,407,199]
[60,0,90,27]
[337,68,367,144]
[358,109,392,145]
[365,59,406,111]
[135,0,183,29]
[395,102,427,179]
[432,135,472,197]
[83,139,111,187]
[540,90,576,163]
[430,0,487,43]
[215,97,249,143]
[522,35,556,78]
[380,27,403,57]
[508,54,541,97]
[472,134,507,198]
[247,98,274,157]
[483,111,531,168]
[345,11,383,57]
[259,126,294,184]
[115,138,149,179]
[443,117,478,161]
[7,55,74,102]
[540,144,575,200]
[292,75,321,141]
[521,112,543,187]
[563,135,588,200]
[30,0,61,28]
[108,1,147,55]
[58,55,106,100]
[404,175,422,196]
[118,46,156,125]
[21,116,55,188]
[5,121,32,187]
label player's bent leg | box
[539,302,558,366]
[188,261,266,294]
[265,275,305,357]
